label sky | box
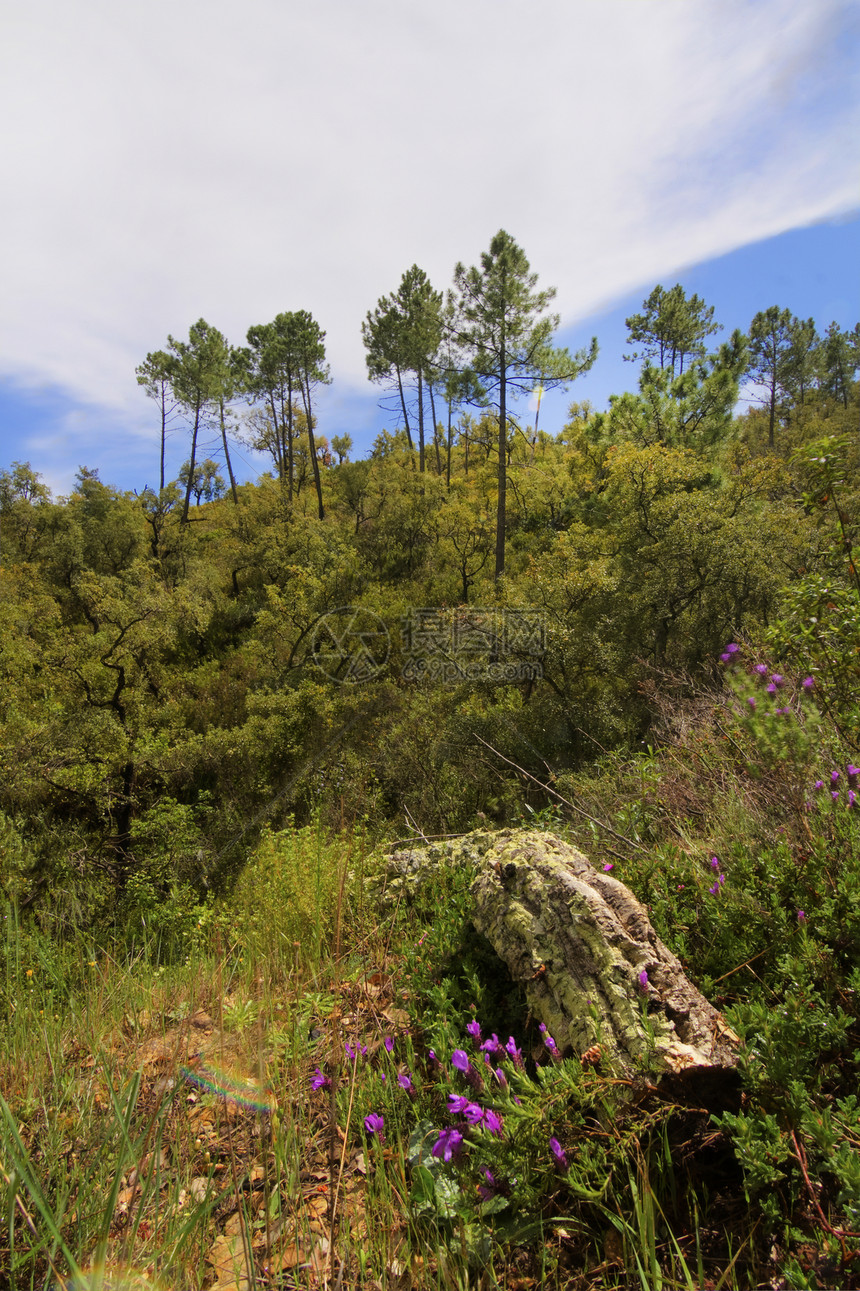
[1,0,858,498]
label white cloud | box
[1,0,857,443]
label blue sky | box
[1,0,858,497]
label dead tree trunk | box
[381,828,738,1094]
[470,830,738,1088]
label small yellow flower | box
[26,969,33,977]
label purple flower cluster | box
[812,764,860,808]
[725,645,819,715]
[332,1014,583,1190]
[447,1094,503,1135]
[707,854,726,895]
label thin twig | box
[403,805,428,843]
[790,1128,860,1263]
[470,732,652,855]
[711,948,770,985]
[388,831,470,847]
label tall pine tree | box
[451,230,596,577]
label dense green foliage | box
[1,264,859,1284]
[1,267,858,930]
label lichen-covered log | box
[381,828,738,1089]
[469,829,738,1084]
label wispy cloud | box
[1,0,857,441]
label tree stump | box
[383,828,739,1096]
[470,829,738,1087]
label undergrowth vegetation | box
[3,647,860,1289]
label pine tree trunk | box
[220,400,239,504]
[495,334,507,579]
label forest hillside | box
[2,259,860,1288]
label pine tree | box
[451,230,596,577]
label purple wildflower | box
[505,1037,524,1068]
[832,791,840,803]
[726,643,740,654]
[397,1073,413,1091]
[482,1108,504,1136]
[311,1067,331,1091]
[803,676,814,690]
[847,764,860,787]
[755,663,768,675]
[797,910,807,923]
[849,790,857,809]
[427,1049,443,1073]
[720,653,731,663]
[480,1033,503,1056]
[364,1112,385,1138]
[494,1067,508,1090]
[832,770,840,784]
[466,1019,482,1042]
[710,856,720,870]
[767,683,777,695]
[345,1042,367,1061]
[747,696,757,709]
[448,1094,483,1123]
[638,969,649,991]
[452,1050,485,1092]
[549,1137,568,1169]
[431,1128,463,1162]
[540,1025,561,1059]
[451,1050,470,1073]
[771,674,784,687]
[477,1168,498,1201]
[384,1036,394,1053]
[603,862,614,872]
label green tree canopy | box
[746,306,794,448]
[625,283,721,378]
[362,265,443,473]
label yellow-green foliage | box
[228,821,349,969]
